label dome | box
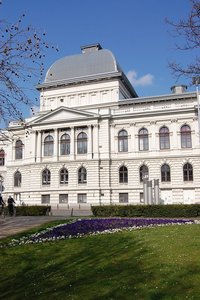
[45,44,121,83]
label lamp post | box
[193,77,200,144]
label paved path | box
[0,216,67,239]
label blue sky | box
[1,0,196,118]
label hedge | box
[4,206,51,216]
[91,204,200,218]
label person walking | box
[7,195,15,216]
[0,194,5,216]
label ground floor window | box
[41,194,50,204]
[119,193,128,203]
[77,193,87,203]
[59,194,68,204]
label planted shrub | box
[91,204,200,218]
[15,206,51,216]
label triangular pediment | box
[29,106,99,125]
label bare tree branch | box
[166,0,200,82]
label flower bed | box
[1,217,198,247]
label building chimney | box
[171,85,187,94]
[81,43,102,54]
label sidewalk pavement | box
[0,216,67,239]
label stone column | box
[154,179,160,205]
[54,128,58,161]
[93,124,99,159]
[88,125,93,159]
[143,178,148,204]
[70,126,75,160]
[36,131,42,162]
[147,180,153,204]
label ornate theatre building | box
[0,44,199,206]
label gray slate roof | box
[45,49,122,83]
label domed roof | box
[45,44,121,83]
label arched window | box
[139,128,149,151]
[161,164,171,182]
[181,125,192,148]
[159,127,170,149]
[14,171,22,187]
[140,165,149,182]
[119,165,128,183]
[44,135,54,156]
[78,167,87,184]
[15,140,23,159]
[118,130,128,152]
[60,168,68,184]
[60,134,70,155]
[0,149,5,166]
[77,132,87,154]
[183,163,193,181]
[42,168,51,185]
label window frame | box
[119,193,129,203]
[119,165,128,183]
[44,135,54,156]
[41,194,50,204]
[14,171,22,187]
[60,168,68,184]
[0,149,5,166]
[77,132,87,154]
[59,194,68,204]
[60,133,70,155]
[159,126,170,150]
[42,168,51,185]
[138,128,149,151]
[77,193,87,203]
[183,163,193,181]
[118,129,128,152]
[181,125,192,148]
[78,166,87,184]
[15,140,23,160]
[140,165,149,182]
[161,164,171,182]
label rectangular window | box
[41,194,50,204]
[77,193,87,203]
[59,194,68,204]
[119,193,128,203]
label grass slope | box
[1,224,200,300]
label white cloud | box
[126,70,154,87]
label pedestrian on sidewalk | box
[0,194,5,216]
[7,195,15,216]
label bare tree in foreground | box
[0,12,58,126]
[167,0,200,82]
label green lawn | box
[1,224,200,300]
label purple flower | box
[29,218,194,241]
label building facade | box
[0,43,200,207]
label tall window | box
[15,140,23,159]
[14,171,22,187]
[140,165,149,182]
[78,167,87,184]
[0,150,5,166]
[77,132,87,154]
[60,168,68,184]
[161,164,171,182]
[139,128,149,151]
[159,126,170,149]
[183,163,193,181]
[60,134,70,155]
[44,135,54,156]
[42,168,51,185]
[119,165,128,183]
[181,125,192,148]
[118,130,128,152]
